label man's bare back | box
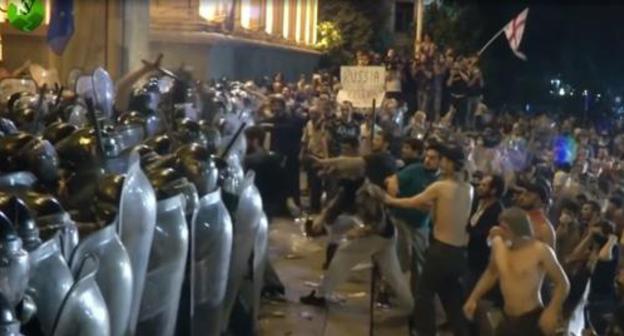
[431,179,473,247]
[382,176,473,247]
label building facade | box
[0,0,320,82]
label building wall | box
[149,0,320,81]
[1,0,320,84]
[1,0,122,82]
[149,32,319,82]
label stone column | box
[122,0,150,74]
[276,0,286,39]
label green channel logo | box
[6,0,45,32]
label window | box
[395,1,414,33]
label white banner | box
[339,66,386,108]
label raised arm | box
[384,182,437,211]
[12,60,32,77]
[597,234,618,262]
[314,156,366,179]
[566,231,593,264]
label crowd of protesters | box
[240,39,624,335]
[354,34,485,129]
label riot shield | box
[0,172,38,192]
[51,255,110,336]
[0,213,30,307]
[251,212,269,329]
[221,171,263,331]
[0,195,41,252]
[66,104,89,128]
[69,224,133,336]
[0,78,37,105]
[234,210,268,334]
[117,151,157,335]
[0,293,21,336]
[136,194,189,336]
[20,192,79,260]
[191,188,233,336]
[67,68,83,91]
[74,75,94,101]
[92,67,115,119]
[26,234,74,334]
[36,211,79,261]
[113,124,145,153]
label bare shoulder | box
[534,240,556,259]
[426,181,443,191]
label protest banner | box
[338,66,386,109]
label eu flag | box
[47,0,74,55]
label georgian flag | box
[504,8,529,60]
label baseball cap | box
[515,176,552,203]
[428,142,465,169]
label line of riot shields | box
[0,62,269,336]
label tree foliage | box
[423,1,484,54]
[315,21,343,52]
[317,0,391,69]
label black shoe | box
[375,290,391,308]
[262,288,286,302]
[299,290,326,307]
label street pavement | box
[258,217,410,336]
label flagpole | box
[478,26,506,56]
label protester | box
[463,207,570,336]
[220,41,624,335]
[301,106,328,213]
[567,220,620,335]
[399,137,425,168]
[380,142,473,336]
[466,174,505,292]
[264,94,305,216]
[513,177,557,249]
[555,199,584,274]
[381,143,439,326]
[244,126,285,221]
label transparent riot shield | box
[69,224,133,336]
[136,194,189,336]
[117,151,157,335]
[51,255,110,336]
[92,67,115,119]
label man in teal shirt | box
[386,143,440,293]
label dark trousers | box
[496,307,544,336]
[284,154,301,205]
[413,238,469,336]
[450,95,467,129]
[306,165,323,213]
[588,295,617,335]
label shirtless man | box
[378,142,473,336]
[463,207,570,336]
[514,177,556,249]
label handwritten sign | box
[338,66,386,108]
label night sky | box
[473,2,624,104]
